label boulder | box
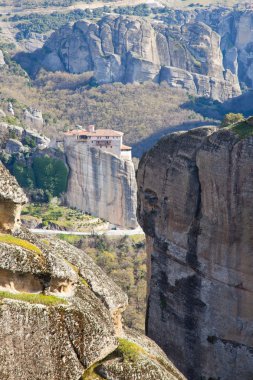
[23,108,44,129]
[5,139,24,154]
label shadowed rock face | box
[15,15,241,101]
[137,125,253,380]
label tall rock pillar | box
[137,125,253,380]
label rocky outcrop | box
[171,6,253,91]
[0,163,27,232]
[218,10,253,89]
[0,164,185,380]
[0,50,5,66]
[64,138,137,228]
[15,15,241,102]
[23,107,44,129]
[137,121,253,379]
[0,122,50,156]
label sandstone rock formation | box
[0,122,50,154]
[23,107,44,129]
[0,163,185,380]
[0,50,5,66]
[15,15,241,101]
[0,163,27,232]
[64,138,138,228]
[137,121,253,379]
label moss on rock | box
[0,290,67,306]
[0,233,42,256]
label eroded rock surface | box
[64,138,138,228]
[23,107,44,129]
[137,123,253,379]
[0,163,185,380]
[0,50,5,66]
[15,15,241,101]
[0,163,27,232]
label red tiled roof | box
[64,129,123,137]
[121,144,132,151]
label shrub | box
[32,155,68,197]
[23,135,36,148]
[221,113,245,128]
[12,161,35,189]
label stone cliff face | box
[137,121,253,379]
[15,15,241,101]
[219,11,253,89]
[64,139,138,228]
[0,161,185,380]
[0,164,27,232]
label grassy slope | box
[0,66,207,154]
[21,203,105,231]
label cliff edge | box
[0,162,184,379]
[64,138,138,228]
[137,119,253,379]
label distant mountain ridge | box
[15,12,243,101]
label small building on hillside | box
[64,125,132,160]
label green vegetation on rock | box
[117,338,145,363]
[0,290,67,306]
[32,156,68,197]
[22,202,104,231]
[225,117,253,139]
[4,153,68,199]
[0,234,42,255]
[82,364,104,380]
[11,7,110,38]
[221,112,245,128]
[13,162,35,189]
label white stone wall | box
[121,150,132,160]
[87,136,122,157]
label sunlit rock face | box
[15,15,241,101]
[0,163,27,232]
[64,139,138,228]
[137,125,253,380]
[0,164,186,380]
